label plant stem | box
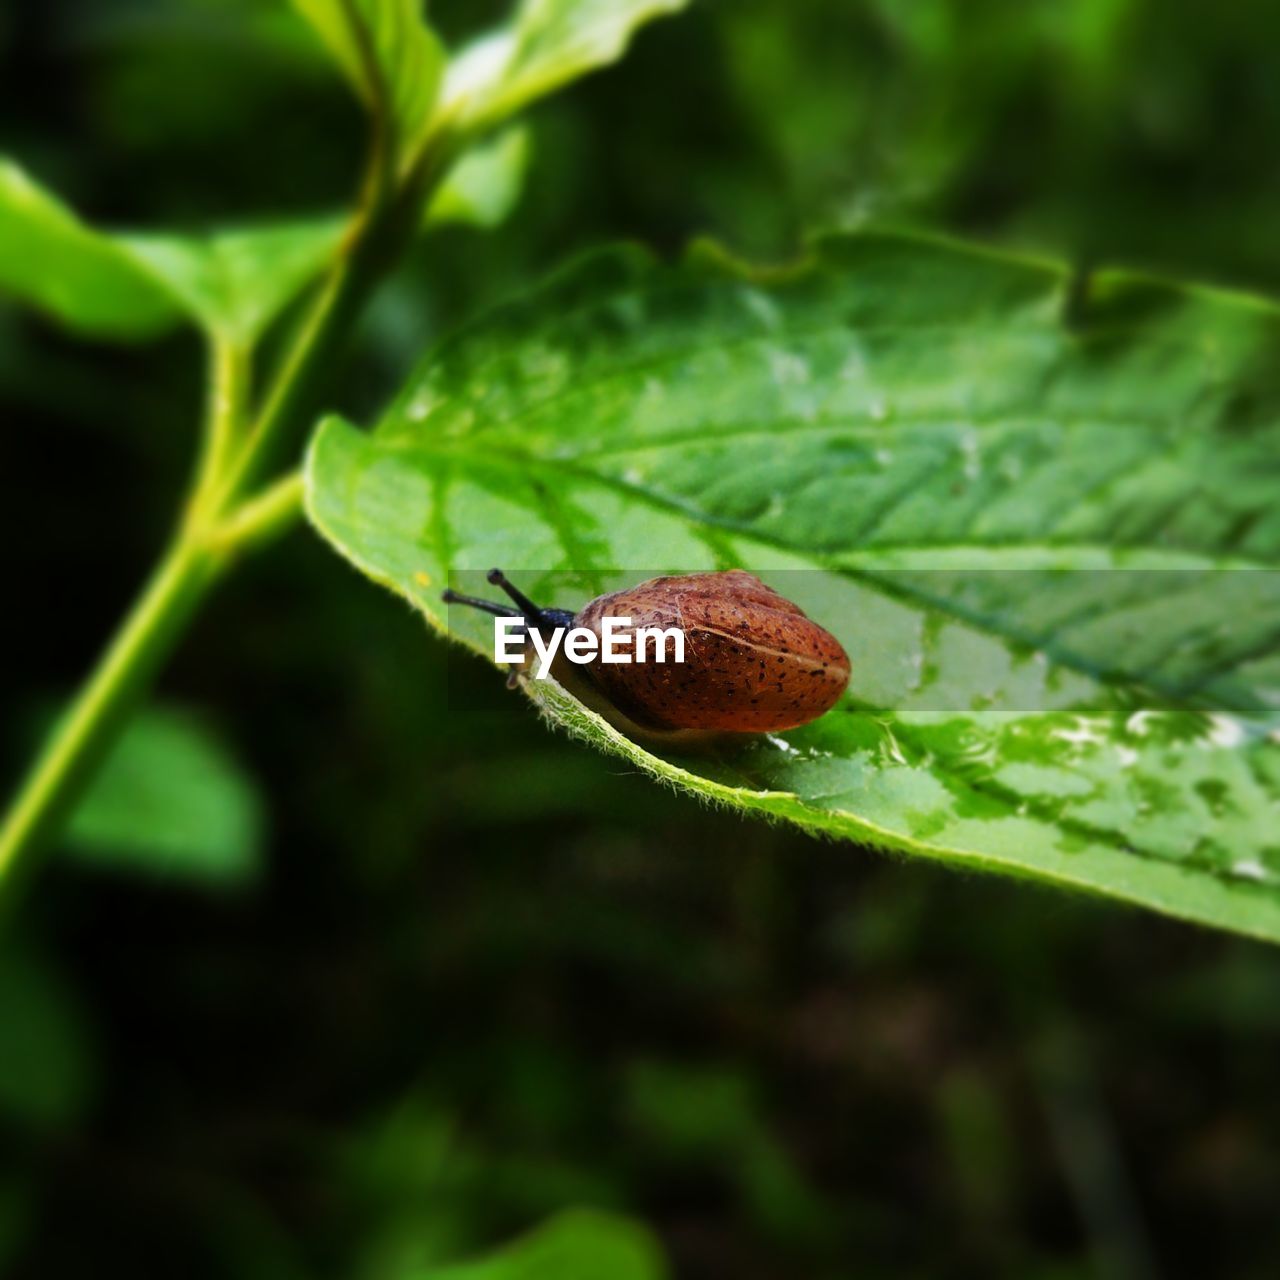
[0,261,358,895]
[216,249,369,504]
[217,145,444,507]
[0,466,310,900]
[0,536,222,894]
[190,337,250,522]
[210,472,304,553]
[0,127,449,899]
[0,249,378,897]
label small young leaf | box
[426,127,532,229]
[421,1209,668,1280]
[442,0,688,132]
[305,230,1280,942]
[64,704,264,888]
[0,157,343,343]
[290,0,445,169]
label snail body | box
[443,569,850,737]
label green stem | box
[217,139,445,506]
[216,249,370,505]
[0,264,357,895]
[215,122,458,506]
[0,127,449,900]
[0,536,223,894]
[0,466,311,898]
[190,337,250,522]
[0,247,361,898]
[210,472,305,553]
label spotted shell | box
[573,570,850,734]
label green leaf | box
[290,0,445,169]
[119,216,345,344]
[65,704,264,888]
[426,127,531,229]
[0,157,343,343]
[420,1209,668,1280]
[442,0,688,132]
[0,159,179,339]
[305,230,1280,942]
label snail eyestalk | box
[443,572,573,630]
[486,568,548,622]
[441,588,513,619]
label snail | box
[443,569,850,741]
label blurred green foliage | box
[4,0,1280,1277]
[64,704,264,886]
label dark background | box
[3,1,1280,1276]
